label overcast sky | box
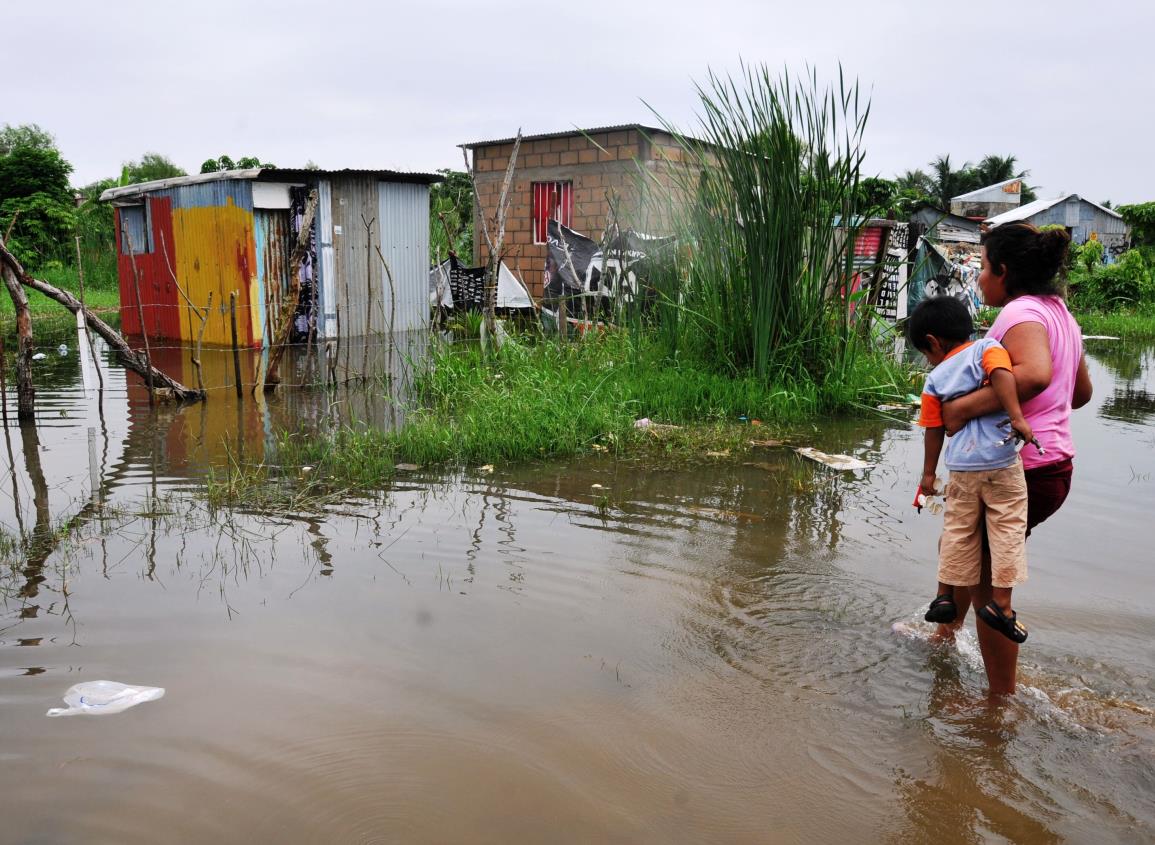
[5,0,1150,204]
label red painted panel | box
[116,196,181,340]
[854,226,882,256]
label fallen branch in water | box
[0,241,204,403]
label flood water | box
[1,331,1153,844]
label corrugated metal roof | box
[101,169,264,203]
[460,124,668,149]
[101,167,441,203]
[951,177,1024,202]
[985,194,1123,225]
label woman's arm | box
[941,322,1053,434]
[1072,354,1093,409]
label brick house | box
[461,124,699,299]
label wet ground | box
[1,332,1153,844]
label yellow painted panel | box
[171,202,258,346]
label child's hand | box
[920,472,939,496]
[1010,415,1033,445]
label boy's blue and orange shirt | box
[918,337,1019,471]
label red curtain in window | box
[533,181,573,244]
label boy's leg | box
[933,585,970,641]
[937,472,983,591]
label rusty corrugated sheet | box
[254,210,292,346]
[159,181,259,346]
[116,196,181,341]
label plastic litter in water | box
[58,344,69,356]
[31,352,47,361]
[794,447,873,471]
[46,680,165,717]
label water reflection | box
[1086,340,1155,424]
[0,332,1152,843]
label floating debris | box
[478,464,494,474]
[794,447,873,471]
[705,450,730,458]
[46,681,165,717]
[1082,335,1120,341]
[749,439,785,448]
[394,463,422,472]
[634,418,681,435]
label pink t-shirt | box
[988,295,1082,469]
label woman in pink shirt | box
[938,222,1094,695]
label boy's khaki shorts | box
[939,461,1028,589]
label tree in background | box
[200,155,276,173]
[0,123,56,156]
[0,132,76,268]
[855,177,896,216]
[123,152,186,184]
[428,168,474,263]
[1117,202,1155,248]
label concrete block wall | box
[470,128,697,299]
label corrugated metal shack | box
[985,194,1129,253]
[101,167,439,347]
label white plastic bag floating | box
[46,680,165,717]
[794,446,873,471]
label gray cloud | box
[5,0,1150,204]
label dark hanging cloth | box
[545,220,600,299]
[289,186,318,343]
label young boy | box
[908,296,1035,643]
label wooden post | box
[230,291,243,399]
[362,215,374,382]
[75,235,104,392]
[0,329,8,425]
[122,229,155,406]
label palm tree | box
[972,154,1036,203]
[929,155,973,209]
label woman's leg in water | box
[971,548,1018,694]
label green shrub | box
[1071,249,1154,310]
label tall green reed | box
[642,64,870,387]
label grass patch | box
[204,331,917,506]
[0,264,121,336]
[1075,306,1155,339]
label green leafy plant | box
[1076,239,1104,275]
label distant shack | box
[101,167,441,347]
[985,194,1129,252]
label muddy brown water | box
[1,334,1152,844]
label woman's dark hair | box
[981,222,1070,297]
[906,295,973,352]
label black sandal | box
[977,601,1028,643]
[924,594,958,623]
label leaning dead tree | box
[263,189,318,391]
[0,241,203,403]
[465,131,521,350]
[0,245,36,419]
